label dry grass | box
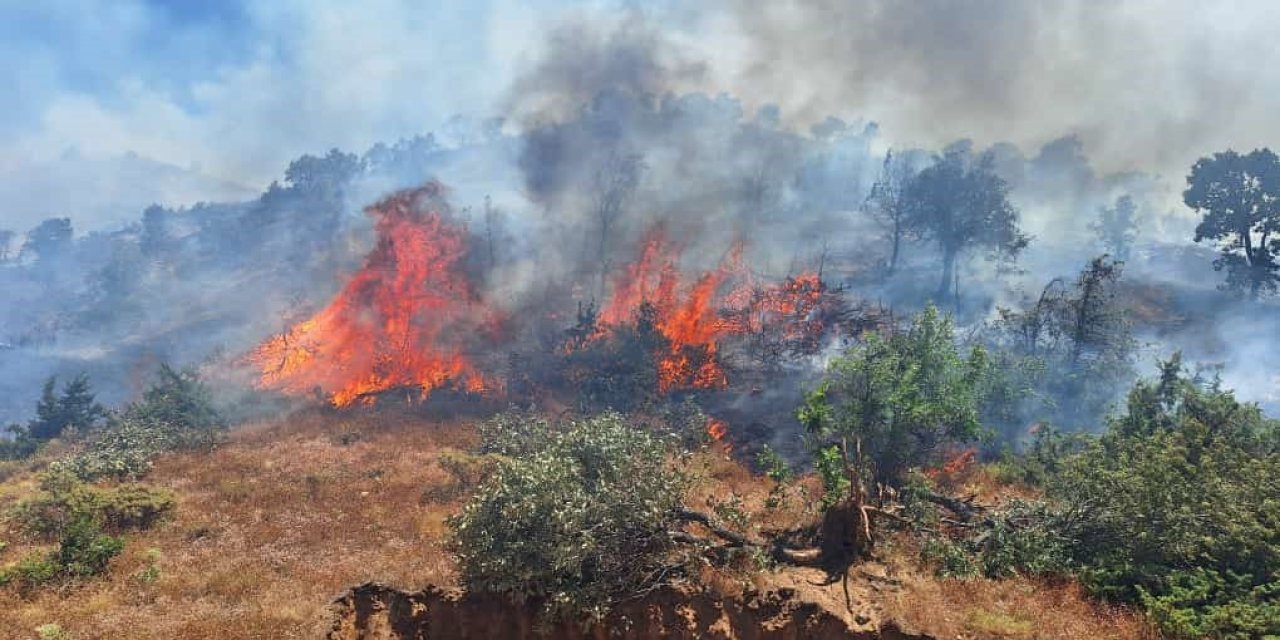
[0,408,478,640]
[0,410,1155,640]
[880,542,1157,640]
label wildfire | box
[591,225,832,392]
[706,417,729,442]
[250,184,497,407]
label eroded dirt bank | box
[328,582,935,640]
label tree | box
[865,150,918,276]
[1091,195,1137,262]
[0,229,14,262]
[903,147,1028,301]
[989,256,1135,433]
[799,305,991,487]
[28,374,106,441]
[140,204,170,257]
[1184,148,1280,299]
[23,218,73,265]
[591,151,645,298]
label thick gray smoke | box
[705,0,1280,179]
[1,2,1276,429]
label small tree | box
[28,374,106,441]
[903,147,1028,302]
[23,218,73,266]
[1184,148,1280,299]
[799,305,991,487]
[1091,195,1138,262]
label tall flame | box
[250,184,495,406]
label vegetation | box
[1092,194,1138,262]
[1185,147,1280,299]
[27,374,106,442]
[799,305,991,486]
[1048,355,1280,638]
[901,145,1028,301]
[450,412,688,620]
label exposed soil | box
[328,580,935,640]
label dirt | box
[328,577,935,640]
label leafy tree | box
[1050,355,1280,639]
[799,305,991,486]
[1184,148,1280,299]
[284,148,363,195]
[449,412,687,620]
[1091,194,1138,262]
[903,146,1028,301]
[22,217,73,265]
[28,374,106,441]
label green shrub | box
[50,415,178,481]
[11,469,174,539]
[449,412,687,620]
[477,408,556,457]
[799,305,991,487]
[1049,355,1280,639]
[1,517,123,593]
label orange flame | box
[250,184,497,407]
[591,224,832,393]
[706,417,729,441]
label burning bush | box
[448,412,688,620]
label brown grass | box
[0,408,477,640]
[0,410,1156,640]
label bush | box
[50,415,178,481]
[11,469,174,539]
[123,364,225,444]
[1049,355,1280,639]
[1,517,124,593]
[449,412,687,620]
[477,408,556,457]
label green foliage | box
[800,305,991,486]
[477,408,556,457]
[1,517,123,593]
[11,469,174,539]
[35,623,72,640]
[51,415,178,481]
[1184,147,1280,299]
[987,256,1136,435]
[51,366,225,481]
[28,374,106,442]
[813,445,850,510]
[1048,355,1280,638]
[120,364,225,448]
[449,412,687,620]
[901,145,1028,299]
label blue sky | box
[0,0,576,188]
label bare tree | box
[591,151,646,297]
[864,150,916,276]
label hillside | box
[0,409,1152,640]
